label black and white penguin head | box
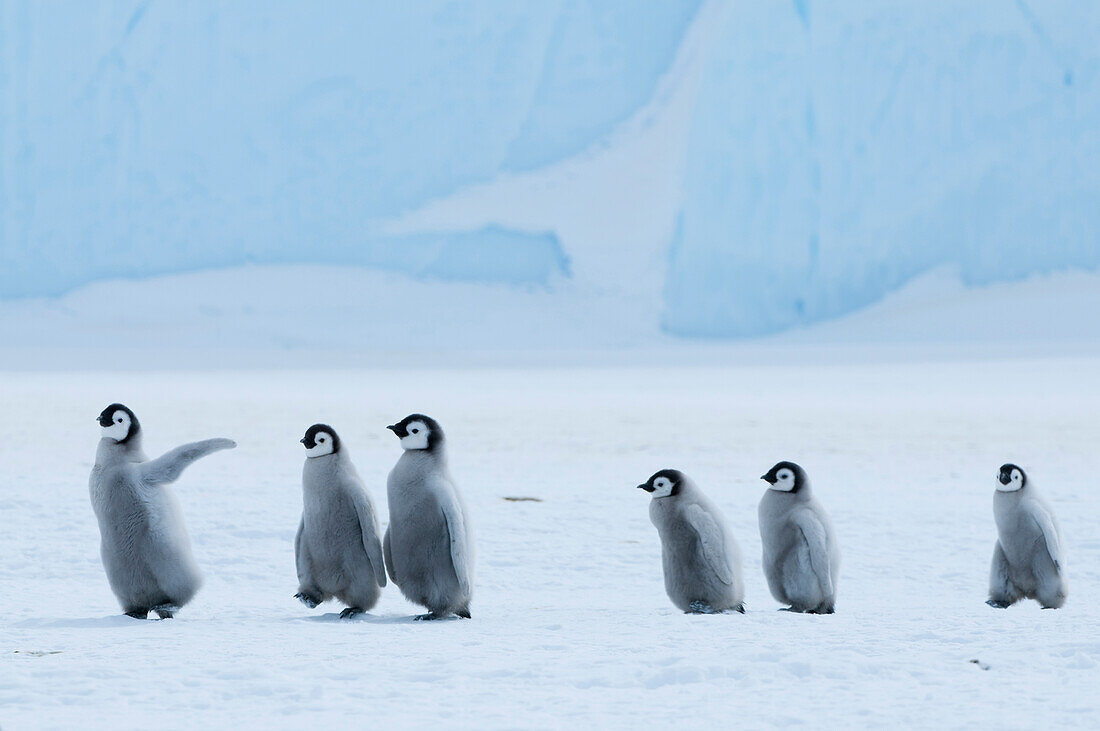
[997,463,1027,492]
[637,469,685,499]
[761,461,807,493]
[387,414,444,451]
[97,403,139,443]
[301,424,340,458]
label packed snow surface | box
[1,264,1099,370]
[2,357,1099,727]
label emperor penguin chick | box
[295,424,387,619]
[384,414,474,620]
[759,462,840,614]
[987,464,1067,609]
[89,403,236,619]
[638,469,744,614]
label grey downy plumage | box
[639,469,744,614]
[383,414,473,620]
[988,463,1067,609]
[88,403,235,619]
[294,424,387,618]
[758,461,840,614]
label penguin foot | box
[808,605,835,615]
[339,607,365,620]
[152,605,177,620]
[686,601,717,614]
[295,592,321,609]
[778,607,802,613]
[456,608,471,619]
[985,599,1012,609]
[124,609,149,620]
[732,603,746,614]
[413,612,445,621]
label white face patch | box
[400,421,430,450]
[102,410,131,442]
[769,468,796,492]
[305,431,335,458]
[996,468,1025,492]
[650,476,675,499]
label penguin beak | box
[386,424,397,433]
[300,438,307,445]
[761,474,776,484]
[637,484,654,492]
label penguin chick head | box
[387,414,443,451]
[997,463,1026,492]
[637,469,684,499]
[301,424,340,458]
[97,403,139,443]
[761,461,807,493]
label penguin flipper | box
[350,488,387,588]
[1027,505,1065,571]
[383,529,398,585]
[440,495,472,598]
[141,438,237,485]
[683,504,734,586]
[988,541,1020,606]
[792,510,834,599]
[294,518,316,592]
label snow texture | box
[1,264,1099,371]
[1,358,1099,727]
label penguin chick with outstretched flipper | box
[384,414,474,620]
[988,463,1067,609]
[89,404,235,619]
[638,469,745,615]
[294,424,387,619]
[759,461,840,614]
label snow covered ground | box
[1,263,1099,371]
[2,353,1099,728]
